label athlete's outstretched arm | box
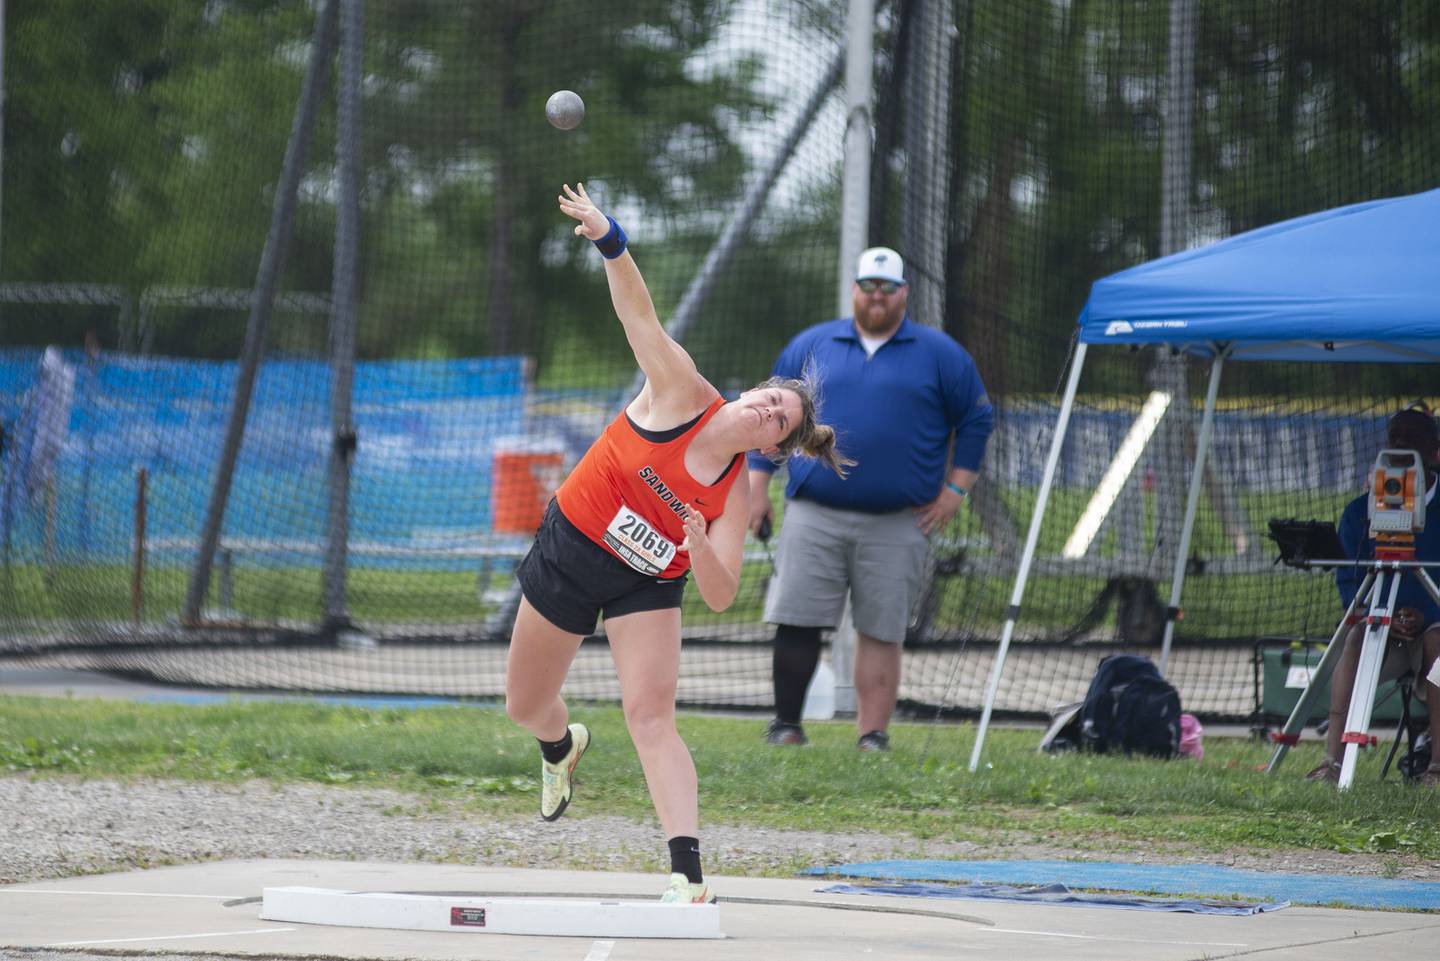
[679,473,749,612]
[558,183,704,405]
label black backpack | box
[1079,654,1182,758]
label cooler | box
[491,437,567,534]
[1258,643,1427,725]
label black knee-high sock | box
[772,624,822,724]
[668,835,703,884]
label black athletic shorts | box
[516,499,688,636]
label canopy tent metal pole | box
[969,342,1088,772]
[1157,346,1227,674]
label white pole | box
[837,0,874,317]
[830,593,857,714]
[827,0,875,713]
[969,342,1089,772]
[1157,348,1225,674]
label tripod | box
[1266,559,1440,789]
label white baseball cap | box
[855,246,906,284]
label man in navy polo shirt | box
[748,246,994,750]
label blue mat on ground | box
[817,881,1286,914]
[805,860,1440,911]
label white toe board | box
[260,886,722,939]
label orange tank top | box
[555,396,742,579]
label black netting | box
[2,0,1438,722]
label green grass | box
[0,558,1338,641]
[0,560,775,627]
[992,487,1355,560]
[3,695,1436,862]
[0,485,1356,637]
[5,483,1355,652]
[1,563,502,624]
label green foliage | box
[10,0,1439,399]
[4,0,813,363]
[0,734,95,771]
[942,0,1440,395]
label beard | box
[854,300,902,336]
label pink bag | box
[1178,713,1204,760]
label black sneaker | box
[765,720,808,746]
[857,730,890,752]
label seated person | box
[1307,408,1440,785]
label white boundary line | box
[583,940,616,961]
[48,928,295,947]
[991,927,1246,947]
[0,889,242,900]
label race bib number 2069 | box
[603,505,677,576]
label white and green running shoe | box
[659,872,715,904]
[540,722,590,822]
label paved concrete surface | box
[2,859,1438,961]
[1,667,213,700]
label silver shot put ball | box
[545,90,585,130]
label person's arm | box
[680,473,749,612]
[1335,498,1364,612]
[944,345,995,477]
[746,466,776,537]
[914,341,994,535]
[914,467,980,536]
[557,183,707,410]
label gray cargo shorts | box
[763,498,929,643]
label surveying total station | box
[1266,449,1440,790]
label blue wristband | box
[945,481,968,498]
[593,215,627,259]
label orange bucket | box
[492,439,567,533]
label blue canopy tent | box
[1078,187,1440,363]
[970,188,1440,772]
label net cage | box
[1,0,1438,723]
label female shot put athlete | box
[504,182,848,903]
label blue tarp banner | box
[810,859,1440,911]
[816,881,1287,915]
[0,351,531,566]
